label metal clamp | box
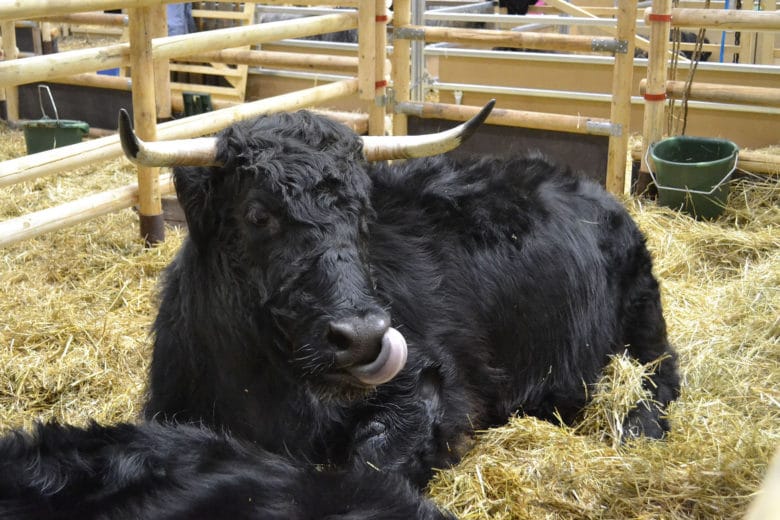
[592,38,628,54]
[586,120,622,137]
[395,27,426,40]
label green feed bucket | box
[23,119,90,154]
[647,136,739,220]
[21,85,90,155]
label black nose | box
[328,312,390,367]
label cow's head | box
[119,102,493,400]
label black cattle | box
[0,106,679,517]
[635,31,712,61]
[0,421,451,520]
[142,108,679,477]
[499,0,541,15]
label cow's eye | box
[246,205,271,227]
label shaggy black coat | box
[0,421,451,520]
[0,111,680,518]
[498,0,540,15]
[146,110,680,490]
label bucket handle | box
[37,85,59,121]
[644,144,738,196]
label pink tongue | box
[348,327,407,385]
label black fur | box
[148,111,679,481]
[0,110,680,517]
[0,421,451,520]
[498,0,540,15]
[635,31,712,61]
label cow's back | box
[369,154,652,424]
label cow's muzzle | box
[329,313,407,386]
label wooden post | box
[358,0,378,133]
[1,21,19,122]
[150,4,171,120]
[128,7,164,245]
[738,0,757,63]
[638,0,673,194]
[369,0,388,136]
[605,0,638,195]
[392,0,411,137]
[755,0,777,65]
[41,22,55,54]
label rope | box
[667,0,712,136]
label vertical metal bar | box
[392,0,412,136]
[411,0,425,102]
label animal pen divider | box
[639,0,780,186]
[1,0,779,249]
[0,0,640,248]
[0,0,376,247]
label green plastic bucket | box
[23,119,90,154]
[648,136,739,220]
[21,85,90,155]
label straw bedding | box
[1,122,777,518]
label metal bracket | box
[385,87,396,109]
[394,101,423,116]
[395,27,426,40]
[592,38,628,54]
[586,120,623,137]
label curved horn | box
[361,99,495,162]
[118,109,220,167]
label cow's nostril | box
[329,313,390,367]
[327,320,357,351]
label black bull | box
[0,109,679,519]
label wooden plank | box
[172,2,256,107]
[640,79,780,107]
[169,63,244,77]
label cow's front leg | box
[349,368,455,488]
[349,408,438,489]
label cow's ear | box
[173,166,221,245]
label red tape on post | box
[375,80,388,89]
[376,15,388,22]
[648,13,672,22]
[644,92,667,101]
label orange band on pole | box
[644,92,667,101]
[376,15,388,22]
[375,80,388,89]
[648,13,672,22]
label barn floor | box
[1,120,778,519]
